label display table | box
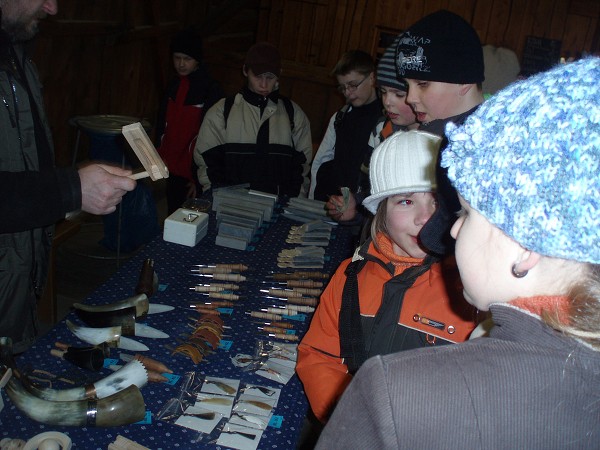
[0,203,355,449]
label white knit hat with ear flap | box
[362,130,442,214]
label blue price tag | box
[219,340,233,350]
[158,283,168,291]
[217,307,234,315]
[162,373,181,385]
[268,415,283,428]
[282,314,306,322]
[103,358,119,368]
[135,410,152,425]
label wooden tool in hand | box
[122,122,169,181]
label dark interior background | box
[31,0,600,167]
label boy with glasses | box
[325,37,420,228]
[310,51,382,214]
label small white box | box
[163,208,209,247]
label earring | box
[511,264,528,278]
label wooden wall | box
[32,0,599,167]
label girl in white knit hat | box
[297,130,479,423]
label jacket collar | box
[241,85,280,108]
[489,299,597,352]
[353,235,435,279]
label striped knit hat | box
[377,36,408,91]
[442,57,600,264]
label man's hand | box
[325,192,357,222]
[79,164,137,215]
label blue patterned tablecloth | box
[0,205,355,449]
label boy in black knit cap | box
[396,10,485,256]
[155,29,223,214]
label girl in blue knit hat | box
[316,57,600,449]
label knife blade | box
[148,303,174,314]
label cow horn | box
[72,293,149,319]
[6,379,146,427]
[20,359,148,401]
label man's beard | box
[2,19,40,42]
[0,5,44,43]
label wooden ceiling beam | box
[196,0,256,36]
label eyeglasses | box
[337,75,370,93]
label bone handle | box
[249,311,282,321]
[291,287,322,296]
[129,171,149,180]
[267,332,299,341]
[287,296,319,306]
[267,288,302,298]
[287,280,324,288]
[50,349,65,359]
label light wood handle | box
[129,171,150,180]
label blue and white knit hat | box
[442,57,600,264]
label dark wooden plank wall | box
[31,0,599,167]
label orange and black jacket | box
[296,236,479,422]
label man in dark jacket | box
[1,0,136,353]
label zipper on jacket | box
[6,62,40,301]
[2,95,15,127]
[10,75,20,130]
[6,72,27,165]
[4,73,20,132]
[1,73,18,128]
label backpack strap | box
[281,96,295,132]
[365,255,436,359]
[333,104,350,131]
[223,94,235,129]
[338,241,370,375]
[339,244,437,374]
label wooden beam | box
[197,0,258,36]
[39,20,120,36]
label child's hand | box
[326,191,357,222]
